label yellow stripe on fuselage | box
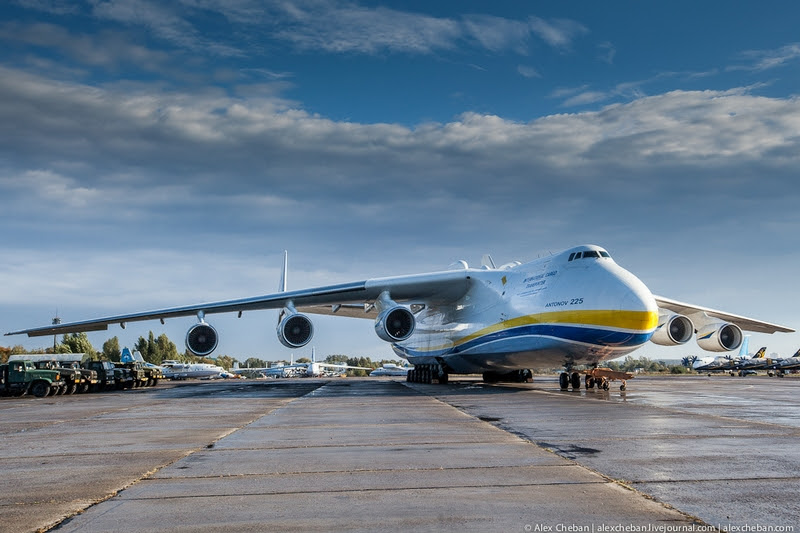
[452,309,659,348]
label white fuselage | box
[392,246,658,374]
[370,364,411,376]
[161,361,227,379]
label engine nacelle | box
[650,314,694,346]
[186,323,219,357]
[696,322,743,352]
[277,313,314,348]
[374,306,415,343]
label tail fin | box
[792,348,800,359]
[738,335,751,357]
[753,347,766,359]
[121,347,133,363]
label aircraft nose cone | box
[617,269,659,335]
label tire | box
[30,381,49,398]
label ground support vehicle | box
[1,360,65,397]
[115,362,147,388]
[82,361,117,391]
[59,361,98,393]
[113,366,135,389]
[141,364,163,386]
[34,360,84,395]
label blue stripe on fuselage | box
[397,323,654,358]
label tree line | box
[1,333,401,373]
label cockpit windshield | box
[568,250,610,261]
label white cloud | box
[527,16,588,49]
[517,65,541,79]
[735,42,800,71]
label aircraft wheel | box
[620,382,626,391]
[438,373,448,385]
[585,375,595,389]
[570,372,581,389]
[602,381,610,391]
[559,372,569,390]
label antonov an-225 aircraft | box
[6,245,794,389]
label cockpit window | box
[568,249,610,261]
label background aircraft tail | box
[738,335,750,357]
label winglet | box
[279,250,288,292]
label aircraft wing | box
[6,269,472,338]
[654,295,795,334]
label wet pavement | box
[0,375,798,532]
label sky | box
[1,0,799,363]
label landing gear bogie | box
[407,364,448,385]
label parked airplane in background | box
[370,363,413,377]
[232,359,301,378]
[299,347,371,377]
[232,348,369,378]
[735,346,773,375]
[6,246,794,390]
[693,335,752,374]
[160,360,232,380]
[772,348,800,376]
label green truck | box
[34,360,85,395]
[82,360,118,391]
[1,360,65,398]
[114,360,162,387]
[58,361,99,393]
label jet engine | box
[374,306,415,343]
[696,322,743,352]
[186,322,219,357]
[650,314,694,346]
[277,312,314,348]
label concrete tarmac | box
[1,375,798,532]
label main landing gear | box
[559,372,583,390]
[407,364,448,384]
[559,370,628,391]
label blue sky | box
[2,0,799,362]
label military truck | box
[34,360,84,395]
[141,363,163,387]
[115,360,162,387]
[59,361,98,393]
[82,360,118,391]
[1,360,65,397]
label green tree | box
[243,357,266,369]
[56,333,97,359]
[102,337,122,361]
[215,355,235,370]
[154,333,179,365]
